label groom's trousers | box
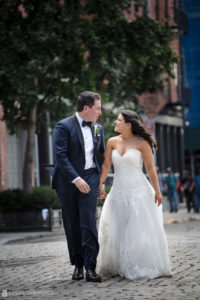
[57,168,99,270]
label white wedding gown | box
[97,149,171,281]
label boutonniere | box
[93,124,100,137]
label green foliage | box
[0,185,110,210]
[0,186,60,212]
[135,0,147,6]
[84,16,178,105]
[97,198,104,207]
[0,0,178,134]
[0,189,30,212]
[105,185,111,194]
[30,186,60,210]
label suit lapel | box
[72,115,85,155]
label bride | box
[97,110,171,281]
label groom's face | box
[85,99,102,122]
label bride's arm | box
[142,142,163,206]
[98,138,113,197]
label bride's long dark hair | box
[121,110,157,153]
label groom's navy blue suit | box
[52,114,104,270]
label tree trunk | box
[23,106,37,194]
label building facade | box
[0,105,50,191]
[129,0,186,176]
[180,0,200,176]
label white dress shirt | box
[72,112,95,183]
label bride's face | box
[114,114,126,132]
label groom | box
[52,91,105,282]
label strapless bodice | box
[112,149,143,169]
[111,149,146,190]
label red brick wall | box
[150,0,181,104]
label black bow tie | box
[82,120,92,127]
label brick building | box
[128,0,187,176]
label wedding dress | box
[97,149,171,281]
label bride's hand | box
[98,184,107,199]
[155,191,162,206]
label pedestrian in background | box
[177,177,183,203]
[156,166,165,195]
[156,166,168,211]
[164,167,178,213]
[181,170,195,213]
[193,169,200,213]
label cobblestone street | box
[0,209,200,300]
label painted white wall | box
[6,128,26,188]
[6,128,41,189]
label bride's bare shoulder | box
[107,136,121,149]
[138,139,152,152]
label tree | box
[0,0,85,193]
[0,0,178,193]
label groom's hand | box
[75,178,90,193]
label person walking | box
[181,170,195,213]
[52,91,105,282]
[164,167,178,213]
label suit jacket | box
[52,115,105,193]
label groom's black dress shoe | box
[85,269,102,282]
[72,267,84,280]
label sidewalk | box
[163,205,200,224]
[0,229,65,246]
